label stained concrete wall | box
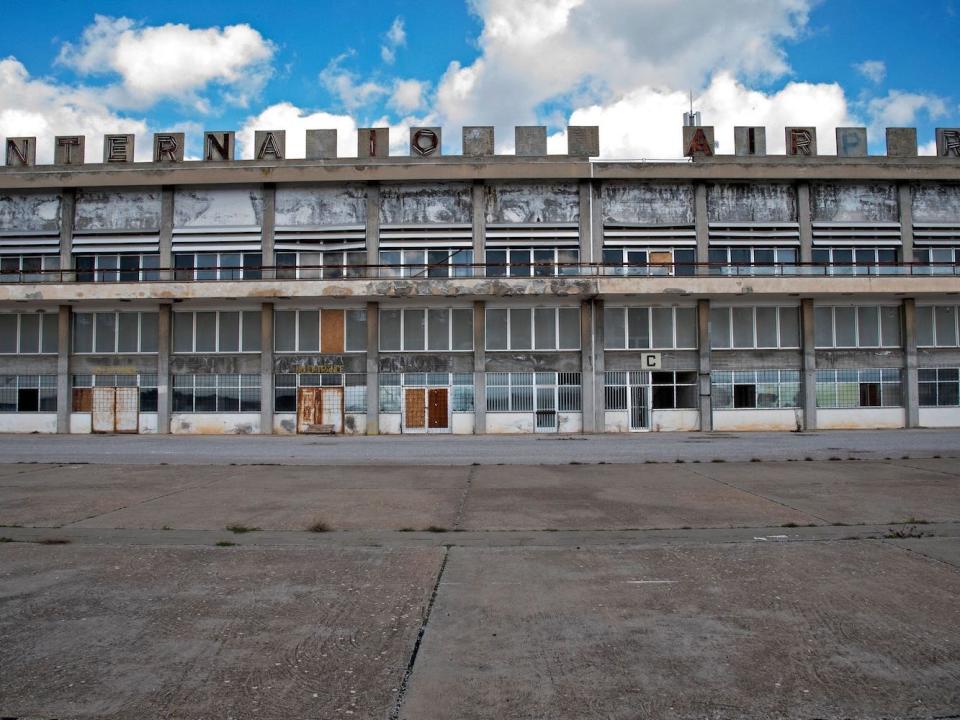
[169,355,260,374]
[0,414,57,433]
[173,187,263,228]
[911,183,960,222]
[0,191,61,232]
[273,355,366,374]
[171,412,261,434]
[484,182,579,223]
[815,350,904,369]
[378,353,474,373]
[713,408,802,432]
[275,185,367,226]
[74,189,161,231]
[379,183,472,224]
[603,350,699,372]
[711,350,802,370]
[811,183,899,222]
[706,183,797,223]
[817,407,905,429]
[918,407,960,428]
[484,352,582,373]
[602,182,694,225]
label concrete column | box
[903,298,919,428]
[56,305,70,433]
[261,183,276,279]
[471,181,485,276]
[473,300,486,434]
[797,182,813,264]
[365,183,380,277]
[259,302,274,434]
[59,189,75,280]
[580,299,598,432]
[365,301,379,434]
[578,181,594,264]
[697,298,712,431]
[157,304,171,434]
[591,298,605,432]
[159,186,174,280]
[898,182,914,263]
[800,298,817,430]
[694,183,709,265]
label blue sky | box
[1,0,958,160]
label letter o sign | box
[412,129,438,156]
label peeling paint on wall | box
[811,183,898,222]
[485,182,579,224]
[603,182,694,224]
[275,185,366,227]
[174,187,263,228]
[0,192,61,232]
[74,189,161,231]
[378,353,473,373]
[707,183,797,223]
[379,183,472,224]
[911,183,960,222]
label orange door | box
[404,388,426,430]
[297,387,321,432]
[427,388,449,429]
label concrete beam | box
[801,298,817,430]
[473,300,486,435]
[56,305,70,434]
[590,180,603,266]
[157,304,171,434]
[260,302,274,434]
[366,301,379,435]
[698,298,711,432]
[903,298,919,428]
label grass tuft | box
[424,525,448,533]
[225,524,261,534]
[37,538,70,545]
[307,520,330,533]
[215,541,237,547]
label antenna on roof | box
[683,90,701,127]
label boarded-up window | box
[320,309,344,353]
[73,387,93,412]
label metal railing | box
[1,261,959,283]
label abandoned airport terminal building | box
[0,122,959,435]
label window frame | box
[379,307,474,352]
[814,305,902,349]
[173,310,261,354]
[485,307,580,351]
[72,311,159,354]
[0,312,58,354]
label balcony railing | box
[1,261,959,283]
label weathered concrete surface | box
[0,543,441,720]
[400,541,960,720]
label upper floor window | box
[814,306,901,348]
[602,247,695,277]
[917,306,959,347]
[0,312,58,354]
[605,307,697,350]
[812,247,898,275]
[485,248,579,277]
[485,307,580,351]
[708,246,797,275]
[710,306,799,349]
[174,253,261,281]
[275,251,367,280]
[73,311,158,354]
[380,308,473,352]
[173,311,261,353]
[275,309,366,353]
[913,247,959,275]
[76,254,160,282]
[0,255,59,282]
[379,249,474,278]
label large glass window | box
[0,375,57,412]
[712,370,801,409]
[172,374,260,412]
[814,306,901,348]
[708,246,798,275]
[379,248,474,278]
[602,247,696,277]
[0,313,58,354]
[709,306,800,349]
[485,247,579,277]
[173,253,262,281]
[816,368,901,407]
[72,312,159,353]
[75,254,161,283]
[917,306,959,347]
[485,372,581,412]
[919,368,960,407]
[605,306,697,350]
[913,247,959,275]
[274,373,367,414]
[378,308,473,351]
[812,247,898,276]
[173,311,261,353]
[1,255,60,282]
[486,307,580,351]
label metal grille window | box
[812,247,898,275]
[172,374,260,413]
[485,307,580,350]
[485,372,581,412]
[601,247,696,277]
[75,254,161,282]
[709,306,800,349]
[173,252,262,281]
[0,255,60,282]
[73,373,158,412]
[0,312,58,354]
[173,311,260,353]
[379,308,474,351]
[485,248,579,277]
[452,373,475,412]
[712,370,801,409]
[917,306,959,347]
[814,306,901,348]
[816,368,902,408]
[379,249,474,278]
[73,311,159,354]
[708,246,798,275]
[273,373,366,412]
[604,306,698,350]
[379,373,402,412]
[651,371,698,409]
[919,368,960,407]
[0,375,57,412]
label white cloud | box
[436,0,813,135]
[319,52,389,111]
[389,79,428,113]
[237,102,358,158]
[549,72,854,158]
[381,17,407,64]
[854,60,886,84]
[0,57,148,163]
[57,15,275,110]
[866,90,947,127]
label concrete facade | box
[1,123,959,435]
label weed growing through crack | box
[424,526,449,533]
[903,517,930,525]
[225,524,261,534]
[307,520,330,533]
[37,538,70,545]
[782,522,799,528]
[884,526,925,539]
[215,541,237,547]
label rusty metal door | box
[403,388,426,431]
[427,388,449,431]
[319,387,344,433]
[92,387,139,433]
[297,387,321,433]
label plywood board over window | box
[321,309,344,353]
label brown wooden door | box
[404,388,426,429]
[297,387,321,432]
[427,388,449,429]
